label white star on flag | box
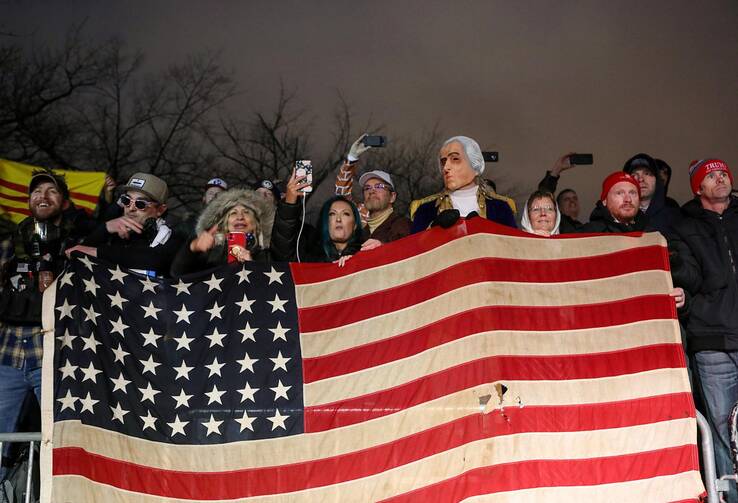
[270,380,292,401]
[264,267,284,285]
[80,362,102,383]
[205,327,227,348]
[55,299,76,320]
[139,355,160,376]
[111,343,130,364]
[110,403,128,423]
[270,351,290,372]
[78,255,94,271]
[107,290,127,309]
[167,414,188,437]
[82,304,101,325]
[138,382,160,404]
[82,276,99,295]
[172,279,192,296]
[238,322,258,342]
[206,301,224,320]
[237,353,257,373]
[205,356,225,377]
[58,330,76,350]
[202,414,223,436]
[268,294,288,313]
[172,280,192,295]
[81,334,101,353]
[238,382,258,403]
[141,301,161,320]
[236,267,251,284]
[109,372,131,393]
[174,304,194,324]
[108,265,127,283]
[58,271,74,288]
[59,360,77,380]
[269,321,289,341]
[110,316,129,337]
[139,276,158,293]
[236,294,255,314]
[174,361,193,381]
[141,411,157,431]
[268,409,289,431]
[204,273,223,292]
[78,392,99,414]
[174,332,194,351]
[235,411,256,432]
[172,389,193,409]
[141,328,162,347]
[205,384,226,405]
[57,390,77,412]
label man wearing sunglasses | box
[66,173,183,278]
[358,170,411,249]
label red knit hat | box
[600,171,640,201]
[688,159,732,195]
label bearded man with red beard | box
[580,172,651,233]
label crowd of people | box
[1,133,737,498]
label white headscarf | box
[520,194,561,236]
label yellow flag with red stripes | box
[0,159,106,224]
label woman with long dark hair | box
[271,170,364,263]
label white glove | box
[347,134,371,163]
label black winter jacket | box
[580,202,652,233]
[669,197,738,351]
[83,221,183,278]
[270,201,361,263]
[641,181,682,237]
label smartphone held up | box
[295,160,313,193]
[569,153,593,165]
[362,135,386,148]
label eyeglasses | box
[530,206,556,214]
[362,183,392,193]
[118,194,156,210]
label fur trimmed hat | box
[195,188,275,248]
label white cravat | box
[449,185,479,217]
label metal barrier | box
[0,432,41,503]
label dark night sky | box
[3,1,738,212]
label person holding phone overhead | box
[271,166,365,265]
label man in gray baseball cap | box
[66,172,183,277]
[358,169,410,245]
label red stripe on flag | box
[0,178,28,194]
[0,192,28,203]
[305,343,685,431]
[52,393,694,500]
[379,444,699,503]
[298,250,669,332]
[68,190,100,204]
[303,295,676,382]
[0,205,30,217]
[290,218,651,284]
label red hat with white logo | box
[600,171,640,202]
[688,159,732,195]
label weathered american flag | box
[41,218,704,502]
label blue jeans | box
[0,362,41,480]
[695,350,738,502]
